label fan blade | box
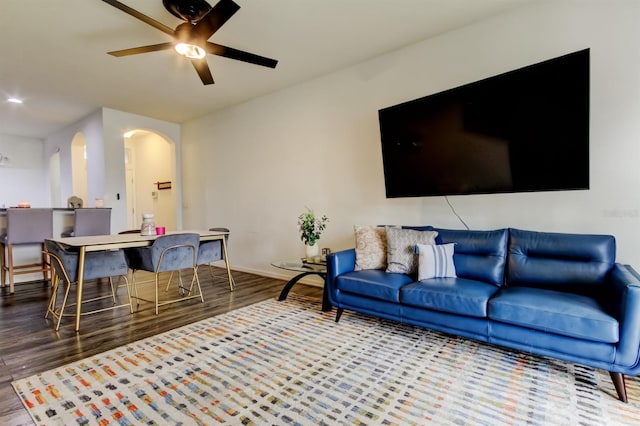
[102,0,175,36]
[108,43,174,57]
[194,0,240,40]
[191,58,215,85]
[205,42,278,68]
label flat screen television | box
[378,49,590,198]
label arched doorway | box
[123,130,178,231]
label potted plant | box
[297,208,328,260]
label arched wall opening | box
[123,129,177,231]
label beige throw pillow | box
[385,227,438,274]
[354,225,387,271]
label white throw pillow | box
[417,243,457,280]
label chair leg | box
[41,244,50,282]
[204,263,235,292]
[183,268,196,294]
[183,267,203,302]
[112,274,131,310]
[208,263,214,281]
[155,273,160,315]
[178,271,185,295]
[131,270,141,308]
[50,267,57,290]
[7,245,15,294]
[165,271,175,292]
[229,274,235,292]
[45,274,60,319]
[194,267,204,303]
[0,243,5,287]
[194,265,212,292]
[54,280,72,331]
[108,277,117,303]
[121,275,133,314]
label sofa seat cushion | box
[400,279,501,318]
[336,270,414,303]
[488,287,619,343]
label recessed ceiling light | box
[7,97,23,104]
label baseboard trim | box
[213,263,324,288]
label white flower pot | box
[305,243,319,260]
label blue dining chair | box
[196,227,235,291]
[125,233,204,315]
[44,239,132,331]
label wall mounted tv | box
[378,49,590,198]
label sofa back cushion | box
[434,228,508,287]
[507,228,615,295]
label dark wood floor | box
[0,267,323,425]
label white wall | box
[45,109,103,208]
[182,0,640,278]
[71,133,88,205]
[0,133,47,207]
[0,133,58,284]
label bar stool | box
[0,208,53,294]
[61,208,111,237]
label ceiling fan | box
[101,0,278,85]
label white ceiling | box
[0,0,533,139]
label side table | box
[271,260,332,312]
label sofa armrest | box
[326,249,356,295]
[610,263,640,369]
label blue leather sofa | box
[326,227,640,402]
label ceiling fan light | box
[175,43,206,59]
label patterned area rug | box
[13,295,640,425]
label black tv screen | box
[378,49,590,198]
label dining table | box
[47,229,234,331]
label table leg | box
[75,246,86,332]
[278,272,331,312]
[221,237,235,291]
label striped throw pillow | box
[416,243,457,280]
